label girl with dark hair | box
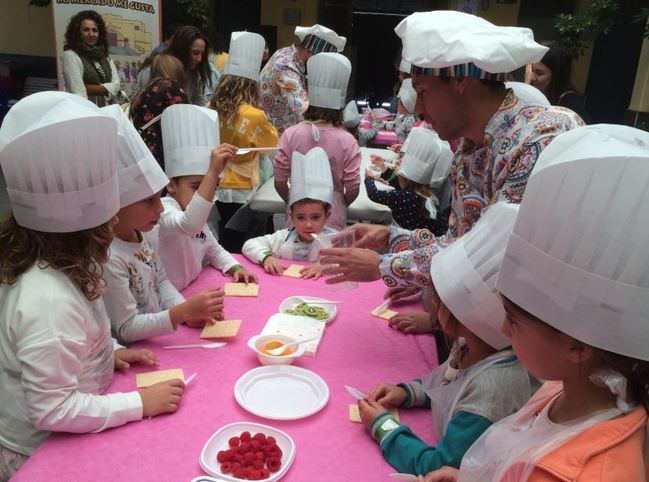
[166,25,218,106]
[62,10,121,106]
[528,41,590,122]
[130,54,188,169]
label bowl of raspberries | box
[199,422,295,481]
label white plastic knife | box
[345,385,367,400]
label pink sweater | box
[274,122,362,230]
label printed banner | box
[52,0,162,96]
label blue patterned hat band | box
[411,63,507,81]
[302,34,337,54]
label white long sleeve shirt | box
[159,195,239,290]
[103,228,184,343]
[242,226,338,264]
[62,50,121,100]
[0,265,142,456]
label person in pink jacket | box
[423,124,649,482]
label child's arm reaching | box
[242,230,288,272]
[160,144,236,236]
[299,263,325,280]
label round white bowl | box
[247,334,305,366]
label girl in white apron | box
[358,204,532,476]
[425,125,649,482]
[0,93,185,480]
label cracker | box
[136,369,184,388]
[224,282,259,297]
[200,319,242,338]
[371,307,399,320]
[349,404,399,423]
[282,264,304,278]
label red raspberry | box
[233,468,247,479]
[253,433,267,443]
[229,436,241,447]
[239,442,251,453]
[220,461,233,474]
[250,469,262,480]
[246,466,257,478]
[216,450,227,463]
[255,451,265,461]
[267,456,281,472]
[232,462,242,473]
[240,431,252,442]
[234,453,244,463]
[252,459,264,470]
[259,468,270,479]
[243,452,256,465]
[265,436,276,446]
[250,440,261,450]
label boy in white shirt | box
[101,106,225,342]
[243,147,338,279]
[158,104,258,291]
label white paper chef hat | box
[295,24,346,54]
[307,53,352,109]
[505,81,550,107]
[223,31,265,81]
[399,59,411,74]
[398,78,417,114]
[343,100,361,129]
[395,11,548,81]
[397,127,452,186]
[288,147,334,207]
[0,91,119,233]
[497,124,649,361]
[162,104,219,178]
[431,202,518,349]
[100,105,168,207]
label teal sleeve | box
[380,411,493,475]
[397,380,431,408]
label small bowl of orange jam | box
[247,334,305,365]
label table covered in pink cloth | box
[13,255,438,482]
[372,130,400,146]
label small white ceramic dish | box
[234,365,329,420]
[247,334,305,366]
[279,296,337,323]
[199,421,295,481]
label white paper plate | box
[279,296,337,323]
[234,365,329,420]
[199,421,296,482]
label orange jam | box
[261,341,294,356]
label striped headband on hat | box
[302,34,338,54]
[412,62,507,81]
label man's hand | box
[320,248,381,284]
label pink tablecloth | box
[373,130,400,146]
[13,255,438,482]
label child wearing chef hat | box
[0,92,184,479]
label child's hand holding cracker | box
[114,348,158,371]
[171,287,224,328]
[139,379,185,418]
[368,382,407,407]
[230,266,258,284]
[358,398,390,431]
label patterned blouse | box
[259,45,308,135]
[379,89,585,289]
[131,79,188,169]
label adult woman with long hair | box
[209,32,278,253]
[130,54,188,169]
[167,26,217,106]
[528,41,590,122]
[62,10,121,106]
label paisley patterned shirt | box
[259,45,309,135]
[379,89,585,289]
